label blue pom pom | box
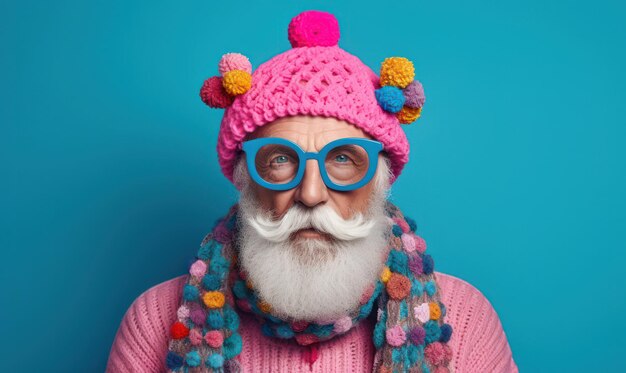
[275,324,295,339]
[405,216,417,232]
[210,256,230,275]
[392,224,403,237]
[223,332,243,360]
[207,311,224,329]
[223,305,240,331]
[183,285,199,301]
[198,241,222,260]
[422,254,434,274]
[232,280,248,299]
[185,350,201,367]
[202,274,222,291]
[206,353,224,369]
[440,323,453,343]
[424,320,441,343]
[391,347,403,364]
[375,86,405,113]
[407,344,420,367]
[388,250,409,274]
[425,280,437,296]
[411,278,424,297]
[422,363,431,373]
[166,351,183,370]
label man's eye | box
[272,155,290,164]
[335,154,349,163]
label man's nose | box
[294,159,329,207]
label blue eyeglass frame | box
[241,137,384,192]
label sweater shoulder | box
[106,275,187,373]
[433,271,518,373]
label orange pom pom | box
[386,273,412,300]
[380,57,415,88]
[429,302,442,320]
[222,70,252,96]
[202,291,225,308]
[397,106,422,124]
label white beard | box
[234,159,392,323]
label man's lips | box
[292,228,331,240]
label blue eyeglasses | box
[241,137,384,191]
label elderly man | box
[106,11,517,373]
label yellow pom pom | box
[258,300,272,313]
[380,57,415,88]
[222,69,252,96]
[429,302,441,320]
[396,106,422,124]
[380,267,392,283]
[203,291,225,308]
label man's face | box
[233,115,392,322]
[246,115,378,225]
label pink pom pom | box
[385,325,406,346]
[177,305,190,320]
[401,233,416,252]
[414,235,427,253]
[219,53,252,76]
[333,316,352,334]
[288,10,340,48]
[200,76,234,108]
[434,367,450,373]
[189,260,207,278]
[205,330,224,348]
[189,328,203,345]
[424,342,447,366]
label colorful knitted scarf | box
[165,202,454,372]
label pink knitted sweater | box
[106,272,517,372]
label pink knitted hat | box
[200,10,426,184]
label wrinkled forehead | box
[246,115,373,152]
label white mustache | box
[246,203,376,243]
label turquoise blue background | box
[2,0,625,371]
